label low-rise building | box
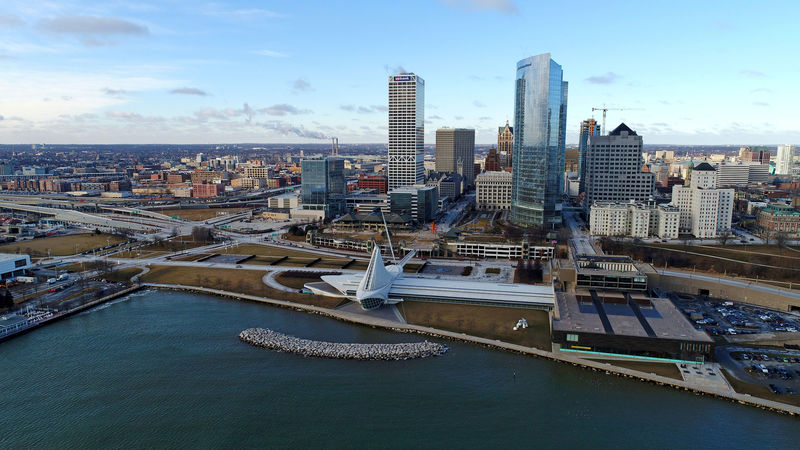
[475,170,512,210]
[757,204,800,235]
[268,192,301,209]
[589,201,679,239]
[388,185,438,224]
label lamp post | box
[369,207,395,262]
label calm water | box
[2,290,799,449]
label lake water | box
[2,289,799,448]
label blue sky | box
[0,0,798,145]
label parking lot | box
[670,293,800,337]
[717,346,800,396]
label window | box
[566,334,579,342]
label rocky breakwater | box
[239,328,448,360]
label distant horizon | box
[1,1,798,145]
[0,142,791,150]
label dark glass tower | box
[510,53,568,228]
[578,118,600,196]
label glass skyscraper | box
[578,118,600,196]
[301,157,345,218]
[510,53,568,229]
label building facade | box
[301,157,346,218]
[476,170,512,210]
[356,174,388,194]
[757,204,800,235]
[776,144,795,176]
[511,53,568,228]
[435,128,475,187]
[584,123,654,216]
[740,146,770,164]
[484,148,501,172]
[388,73,425,190]
[589,201,679,239]
[388,185,438,223]
[497,120,514,168]
[577,118,600,196]
[670,163,734,238]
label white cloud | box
[254,49,287,58]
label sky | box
[0,0,798,146]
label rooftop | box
[553,293,712,342]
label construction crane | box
[591,106,641,135]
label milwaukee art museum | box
[305,247,554,311]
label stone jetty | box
[239,328,448,360]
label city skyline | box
[0,0,799,145]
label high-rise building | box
[435,128,476,187]
[584,123,654,215]
[670,163,734,238]
[577,118,600,195]
[484,148,501,172]
[497,121,514,167]
[510,53,568,228]
[776,144,795,175]
[301,157,346,218]
[388,73,424,190]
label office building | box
[426,172,463,200]
[388,73,425,190]
[301,157,346,218]
[776,145,795,176]
[484,148,501,172]
[670,163,734,238]
[589,201,679,239]
[476,171,512,210]
[578,118,600,195]
[244,167,272,179]
[498,120,514,167]
[715,162,770,186]
[435,128,475,187]
[510,53,568,228]
[356,174,388,194]
[757,204,800,235]
[388,185,438,223]
[740,146,770,164]
[584,123,654,214]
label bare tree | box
[717,230,732,246]
[775,231,788,253]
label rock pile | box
[239,328,448,360]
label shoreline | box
[41,282,800,417]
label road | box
[564,210,599,256]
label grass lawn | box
[282,233,307,242]
[101,267,144,282]
[171,252,215,262]
[587,359,683,380]
[485,268,501,275]
[155,207,252,221]
[114,250,170,259]
[721,369,800,407]
[274,271,340,290]
[230,243,324,259]
[0,233,127,256]
[397,301,552,350]
[654,243,800,265]
[137,235,213,252]
[140,265,343,308]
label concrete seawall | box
[239,327,447,360]
[141,283,800,417]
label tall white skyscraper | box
[388,73,424,190]
[776,144,795,175]
[670,163,733,238]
